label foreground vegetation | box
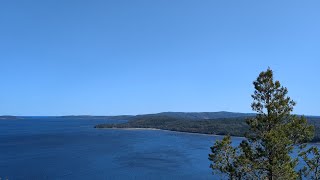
[209,68,318,179]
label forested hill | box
[55,111,255,120]
[95,114,320,142]
[136,111,256,120]
[95,116,250,137]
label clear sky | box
[0,0,319,116]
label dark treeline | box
[0,115,19,120]
[95,115,320,142]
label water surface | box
[0,117,237,179]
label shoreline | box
[96,127,320,144]
[96,127,244,138]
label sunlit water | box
[0,117,243,179]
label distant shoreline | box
[96,126,241,138]
[96,127,320,144]
[94,114,320,143]
[109,127,161,131]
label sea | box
[0,117,242,179]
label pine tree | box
[209,135,239,179]
[209,68,314,179]
[299,146,320,179]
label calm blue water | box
[0,117,240,179]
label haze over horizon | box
[1,0,319,116]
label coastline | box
[96,127,244,138]
[96,127,319,143]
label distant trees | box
[209,68,318,179]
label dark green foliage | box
[299,146,320,179]
[95,115,250,137]
[209,135,240,179]
[307,118,320,142]
[0,116,18,120]
[209,68,315,179]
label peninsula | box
[94,112,320,142]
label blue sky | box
[0,0,319,116]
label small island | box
[0,116,19,120]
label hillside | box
[56,111,255,121]
[95,113,320,142]
[95,115,249,137]
[136,111,255,120]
